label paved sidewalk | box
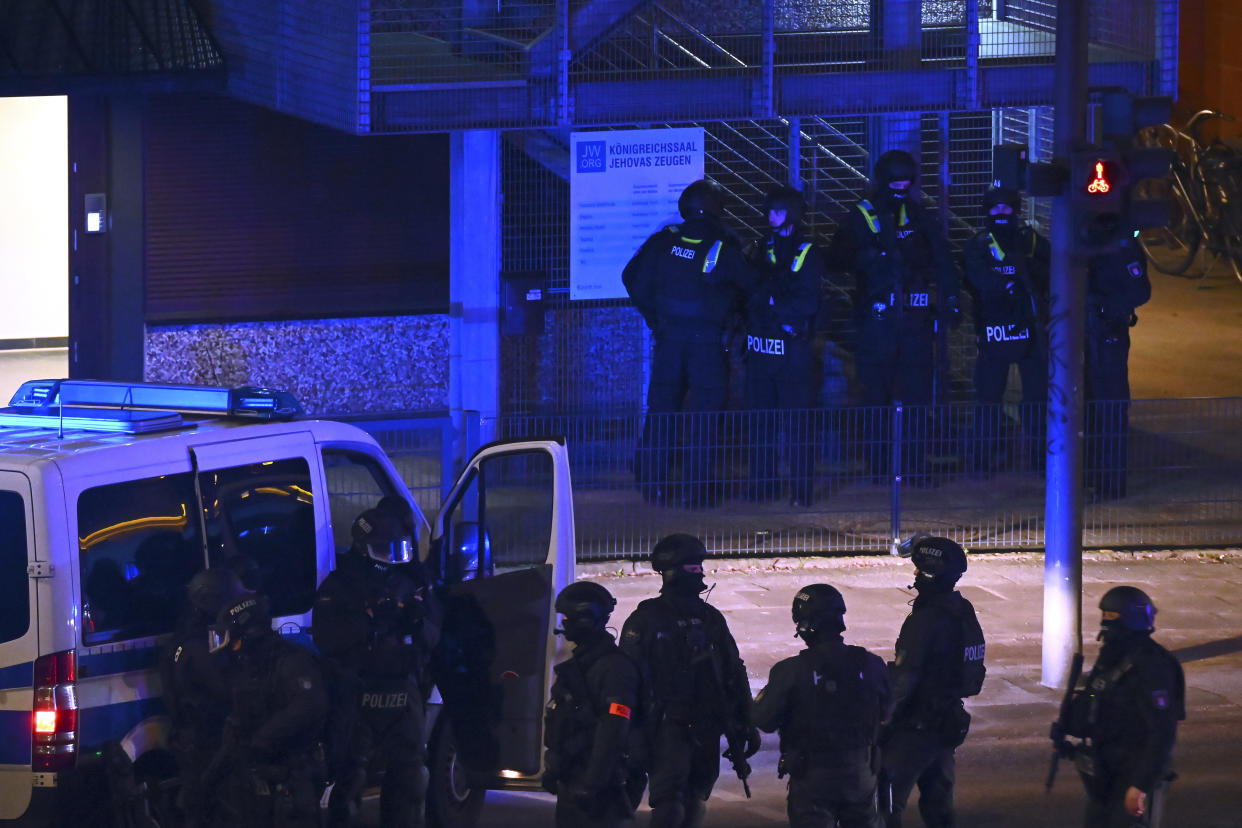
[571,548,1242,827]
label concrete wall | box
[144,315,450,416]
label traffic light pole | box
[1042,0,1089,690]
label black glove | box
[743,726,762,758]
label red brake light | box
[33,650,76,685]
[32,650,78,771]
[34,710,57,734]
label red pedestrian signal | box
[1070,149,1126,255]
[1086,161,1112,194]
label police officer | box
[882,536,986,828]
[963,186,1051,473]
[623,179,759,508]
[160,568,244,828]
[543,581,642,828]
[1085,234,1151,500]
[827,150,961,483]
[752,584,892,828]
[619,533,759,828]
[744,185,824,506]
[312,496,441,828]
[1056,587,1184,828]
[206,592,327,828]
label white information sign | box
[569,127,705,301]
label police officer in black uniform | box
[744,185,824,506]
[312,496,441,828]
[1054,587,1185,828]
[1085,235,1152,500]
[206,592,328,828]
[882,536,986,828]
[624,179,759,508]
[963,186,1051,473]
[619,533,759,828]
[543,581,643,828]
[828,150,961,483]
[160,567,244,828]
[752,584,892,828]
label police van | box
[0,379,575,828]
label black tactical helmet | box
[208,591,272,652]
[874,149,919,189]
[900,534,967,585]
[186,567,245,617]
[555,581,617,623]
[763,185,806,227]
[1099,585,1156,632]
[983,185,1022,214]
[649,533,708,572]
[791,583,847,637]
[679,179,726,221]
[351,496,417,565]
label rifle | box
[721,726,752,799]
[1046,651,1084,792]
[703,640,753,798]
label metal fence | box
[364,0,1168,131]
[353,397,1242,561]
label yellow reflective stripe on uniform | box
[703,240,722,273]
[987,233,1006,261]
[767,248,777,265]
[857,202,908,232]
[857,200,880,233]
[680,236,702,244]
[791,242,812,272]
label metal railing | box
[352,398,1242,561]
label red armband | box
[608,702,632,719]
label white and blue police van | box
[0,379,576,828]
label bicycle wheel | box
[1138,174,1201,275]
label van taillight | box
[32,650,78,771]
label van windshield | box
[0,490,31,644]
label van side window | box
[77,474,204,646]
[444,451,553,581]
[199,457,316,619]
[322,449,401,559]
[0,491,31,643]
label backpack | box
[798,645,885,752]
[953,599,987,698]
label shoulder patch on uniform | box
[608,702,632,719]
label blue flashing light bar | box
[7,380,304,421]
[0,408,185,434]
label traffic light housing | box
[1070,148,1126,255]
[1102,91,1175,232]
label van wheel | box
[426,720,485,828]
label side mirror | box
[453,522,492,581]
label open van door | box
[426,439,575,828]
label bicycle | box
[1136,109,1242,284]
